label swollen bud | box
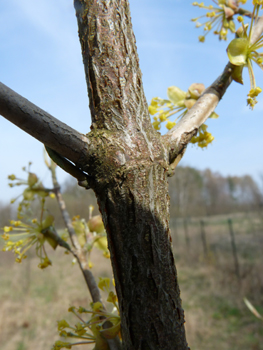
[28,172,38,187]
[223,6,235,20]
[231,65,244,84]
[226,0,238,11]
[88,215,105,234]
[167,86,187,107]
[187,83,205,99]
[42,215,55,230]
[227,38,248,66]
[23,189,34,201]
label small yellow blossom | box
[107,291,118,304]
[191,0,249,41]
[103,251,110,259]
[57,320,70,331]
[191,124,215,148]
[75,322,86,336]
[227,4,263,108]
[248,87,262,98]
[1,233,10,240]
[1,217,55,268]
[4,226,13,233]
[38,256,52,269]
[148,105,158,115]
[8,174,16,180]
[91,302,103,312]
[150,83,217,148]
[98,277,110,291]
[52,341,72,350]
[166,121,176,130]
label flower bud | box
[223,5,235,19]
[28,173,38,187]
[187,83,205,99]
[167,86,186,107]
[88,215,105,234]
[227,38,248,66]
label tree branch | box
[0,82,90,168]
[45,146,94,189]
[162,16,263,170]
[74,0,153,134]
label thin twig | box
[47,160,101,303]
[237,8,252,18]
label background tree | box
[1,1,263,350]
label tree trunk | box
[83,128,188,349]
[74,0,189,348]
[98,167,187,349]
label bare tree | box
[1,2,263,349]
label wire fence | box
[170,211,263,283]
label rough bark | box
[74,0,189,349]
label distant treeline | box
[0,166,262,227]
[169,167,262,217]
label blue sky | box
[0,0,262,203]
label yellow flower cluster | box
[98,277,119,309]
[150,97,180,131]
[253,0,263,7]
[149,83,218,148]
[70,208,110,268]
[191,124,215,148]
[226,3,263,108]
[1,216,55,268]
[192,1,247,42]
[247,87,262,108]
[53,280,120,350]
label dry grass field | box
[0,212,263,350]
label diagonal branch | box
[162,16,263,172]
[0,82,90,168]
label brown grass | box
[1,212,263,350]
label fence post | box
[227,218,241,282]
[184,218,190,247]
[200,220,208,257]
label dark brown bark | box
[97,164,188,350]
[79,127,188,349]
[74,1,188,349]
